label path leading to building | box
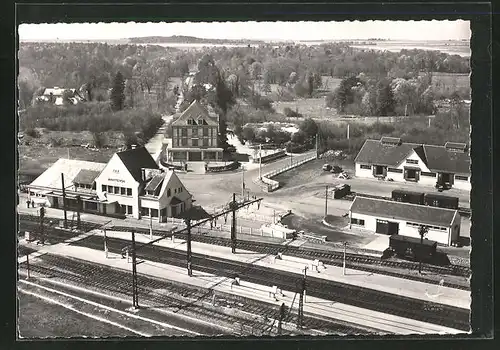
[144,114,174,159]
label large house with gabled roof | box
[354,137,471,191]
[27,147,192,222]
[166,100,223,162]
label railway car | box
[391,189,425,205]
[423,193,459,210]
[389,234,437,262]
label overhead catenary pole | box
[277,302,285,335]
[259,144,262,179]
[343,242,347,276]
[149,213,153,240]
[76,195,81,230]
[39,206,45,245]
[325,185,328,218]
[185,218,193,276]
[61,173,68,229]
[131,230,139,309]
[231,193,237,254]
[103,228,108,258]
[347,124,350,140]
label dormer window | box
[380,137,402,146]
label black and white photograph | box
[16,17,474,338]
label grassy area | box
[273,98,336,119]
[17,292,135,338]
[18,144,117,171]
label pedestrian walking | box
[26,199,30,208]
[31,199,35,208]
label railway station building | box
[354,137,471,191]
[348,196,461,246]
[165,100,223,162]
[27,147,193,222]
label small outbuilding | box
[349,196,461,246]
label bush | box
[24,128,40,138]
[49,137,63,147]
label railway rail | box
[70,235,470,331]
[108,225,471,284]
[18,253,371,335]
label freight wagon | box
[389,235,437,262]
[391,189,425,205]
[423,193,459,210]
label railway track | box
[18,214,102,233]
[109,225,471,284]
[18,253,371,335]
[70,235,470,331]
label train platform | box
[96,230,470,310]
[19,238,463,335]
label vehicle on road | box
[330,165,343,174]
[322,164,332,171]
[337,172,350,180]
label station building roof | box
[29,159,106,190]
[355,138,470,175]
[349,196,458,228]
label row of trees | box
[326,73,438,117]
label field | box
[429,72,470,90]
[17,292,135,338]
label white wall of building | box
[355,163,373,178]
[349,211,454,245]
[453,176,471,191]
[95,154,140,219]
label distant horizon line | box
[19,36,469,42]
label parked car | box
[322,164,332,171]
[338,172,350,180]
[330,165,343,174]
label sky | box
[18,20,470,42]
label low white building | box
[348,196,461,246]
[27,147,192,222]
[354,137,471,191]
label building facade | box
[349,196,461,246]
[27,147,192,222]
[354,137,471,191]
[166,100,223,162]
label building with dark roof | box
[354,137,471,191]
[166,100,223,162]
[349,196,461,246]
[27,147,192,221]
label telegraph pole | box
[185,218,193,276]
[61,173,68,228]
[231,193,237,254]
[131,230,139,309]
[325,185,328,217]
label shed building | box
[349,196,461,246]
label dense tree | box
[299,118,318,139]
[110,71,126,111]
[375,79,395,116]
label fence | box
[260,154,317,192]
[252,150,287,164]
[205,161,240,173]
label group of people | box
[26,198,35,208]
